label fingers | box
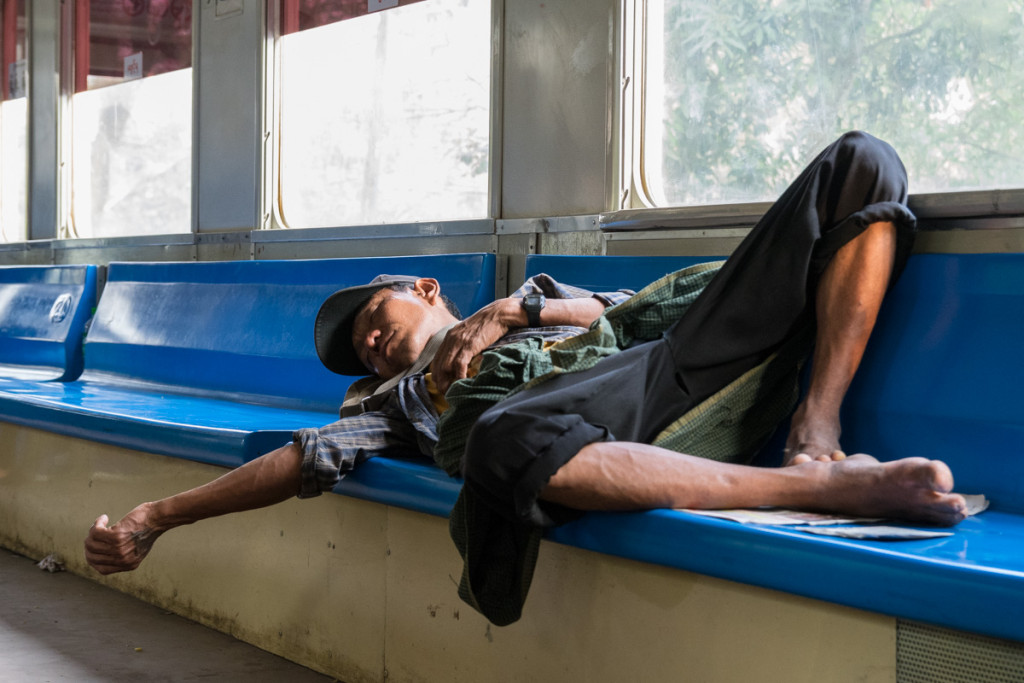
[85,537,143,575]
[84,516,125,574]
[431,337,471,394]
[433,300,516,393]
[432,322,484,393]
[83,510,153,575]
[435,364,467,395]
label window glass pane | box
[0,95,26,241]
[645,0,1024,206]
[75,0,192,92]
[278,0,489,228]
[71,1,192,238]
[0,0,26,243]
[72,69,192,238]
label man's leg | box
[464,132,938,528]
[84,442,302,575]
[785,219,897,464]
[540,443,967,526]
[537,221,935,519]
[662,131,917,406]
[533,219,965,523]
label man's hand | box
[84,504,164,575]
[431,298,519,393]
[431,295,610,394]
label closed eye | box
[354,300,385,373]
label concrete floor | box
[0,548,336,682]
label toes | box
[893,457,955,493]
[928,459,955,493]
[791,451,846,465]
[845,453,879,464]
[786,453,813,466]
[929,493,968,526]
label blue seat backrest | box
[84,255,495,412]
[524,254,724,292]
[843,253,1024,513]
[0,265,98,381]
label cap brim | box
[314,277,418,376]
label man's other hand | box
[431,298,520,393]
[84,505,163,575]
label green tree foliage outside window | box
[651,0,1024,206]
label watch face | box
[522,293,545,327]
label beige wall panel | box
[0,248,51,265]
[605,231,744,258]
[51,243,199,266]
[383,507,896,683]
[537,229,606,256]
[913,227,1024,253]
[195,239,255,262]
[0,424,387,683]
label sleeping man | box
[85,132,967,625]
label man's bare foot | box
[799,454,967,526]
[84,503,165,575]
[784,402,844,466]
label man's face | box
[351,283,448,380]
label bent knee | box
[464,405,608,525]
[464,403,609,481]
[837,130,903,177]
[463,406,538,483]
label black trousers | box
[463,131,918,527]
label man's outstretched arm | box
[84,442,303,574]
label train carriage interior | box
[1,1,1024,681]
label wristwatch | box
[521,293,546,328]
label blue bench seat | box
[0,255,495,468]
[337,252,1024,644]
[0,377,336,467]
[0,265,97,381]
[3,251,1020,643]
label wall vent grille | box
[897,620,1024,683]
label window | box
[1,0,26,242]
[639,0,1024,208]
[277,0,490,229]
[71,0,192,238]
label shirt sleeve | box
[293,374,440,498]
[510,273,634,308]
